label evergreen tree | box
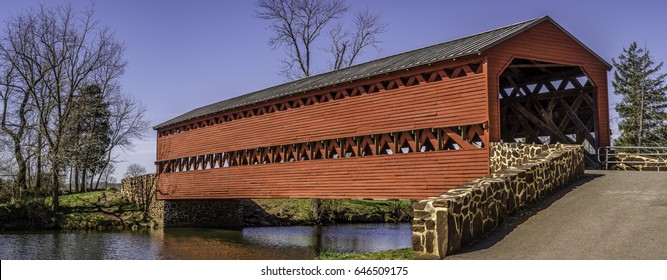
[612,42,667,146]
[65,84,112,191]
[80,85,112,179]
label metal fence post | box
[605,147,609,170]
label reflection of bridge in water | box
[0,223,410,260]
[154,223,411,260]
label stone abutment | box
[121,175,243,227]
[412,143,585,259]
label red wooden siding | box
[156,58,491,199]
[484,20,610,146]
[157,58,488,161]
[156,149,490,200]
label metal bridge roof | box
[154,16,609,129]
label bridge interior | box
[498,58,599,164]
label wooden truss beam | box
[156,123,488,174]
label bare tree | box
[257,0,348,79]
[0,134,17,200]
[0,136,12,175]
[0,5,127,210]
[124,163,147,179]
[94,93,148,189]
[0,11,45,200]
[0,73,30,201]
[326,9,385,70]
[99,162,115,189]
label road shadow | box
[448,172,604,257]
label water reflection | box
[0,231,163,260]
[242,224,409,253]
[0,223,411,260]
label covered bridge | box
[154,16,611,200]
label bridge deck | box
[447,170,667,259]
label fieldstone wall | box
[120,174,156,207]
[412,143,584,259]
[120,174,164,224]
[609,153,667,171]
[121,174,243,227]
[163,199,244,227]
[490,142,552,173]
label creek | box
[0,223,411,259]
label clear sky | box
[2,0,666,180]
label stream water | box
[0,223,411,260]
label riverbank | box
[317,248,414,260]
[0,190,154,230]
[245,198,413,226]
[2,191,414,231]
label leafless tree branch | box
[257,0,349,79]
[0,4,137,209]
[327,9,386,70]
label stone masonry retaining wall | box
[610,153,667,171]
[489,142,553,173]
[120,174,164,224]
[412,143,584,259]
[121,174,243,227]
[162,199,244,227]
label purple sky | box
[2,0,666,180]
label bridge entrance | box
[498,58,599,164]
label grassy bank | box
[2,192,414,229]
[317,248,414,260]
[247,198,414,225]
[0,189,153,230]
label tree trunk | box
[13,142,27,201]
[68,165,72,193]
[311,198,322,224]
[89,171,94,191]
[1,85,31,201]
[50,161,59,211]
[36,133,42,192]
[82,169,87,192]
[638,82,645,146]
[26,156,31,190]
[94,161,109,190]
[74,166,79,193]
[95,171,103,190]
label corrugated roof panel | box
[155,16,576,129]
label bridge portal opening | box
[498,58,599,164]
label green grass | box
[53,190,107,209]
[1,189,149,230]
[251,198,413,224]
[252,198,313,222]
[316,248,414,260]
[44,190,140,212]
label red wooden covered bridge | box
[154,16,611,200]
